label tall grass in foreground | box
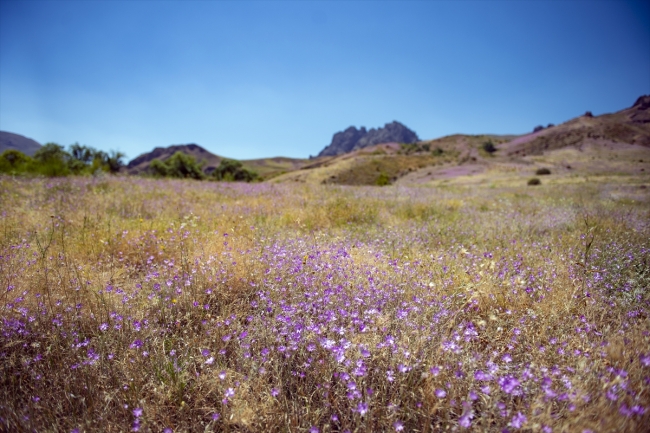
[0,176,648,432]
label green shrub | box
[482,141,497,154]
[149,152,205,180]
[527,178,541,186]
[31,143,71,176]
[0,150,32,174]
[375,172,391,186]
[535,168,551,175]
[149,159,170,177]
[212,159,258,182]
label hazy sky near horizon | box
[1,0,649,161]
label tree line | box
[1,146,258,182]
[0,143,125,176]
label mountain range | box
[272,95,650,185]
[2,95,648,185]
[317,121,419,157]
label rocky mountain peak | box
[632,95,650,110]
[318,121,419,157]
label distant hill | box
[0,131,42,156]
[317,121,419,157]
[274,134,516,185]
[126,144,223,175]
[501,94,650,157]
[272,95,650,186]
[126,143,309,180]
[240,156,310,180]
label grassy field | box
[1,175,649,432]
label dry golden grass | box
[0,174,649,432]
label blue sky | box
[1,0,649,161]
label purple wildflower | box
[510,412,526,428]
[499,375,520,394]
[356,401,368,416]
[640,353,650,367]
[459,413,472,428]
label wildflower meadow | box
[1,176,648,432]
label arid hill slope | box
[126,143,308,179]
[0,131,42,156]
[126,144,223,175]
[502,95,650,157]
[273,96,650,186]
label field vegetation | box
[149,153,258,183]
[0,175,648,432]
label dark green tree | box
[67,144,124,174]
[105,150,125,173]
[149,152,205,180]
[212,159,258,182]
[69,142,94,164]
[33,143,71,176]
[0,149,33,173]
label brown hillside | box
[272,96,650,187]
[240,156,310,180]
[271,136,513,186]
[0,131,42,156]
[126,144,223,175]
[502,95,650,157]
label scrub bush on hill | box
[147,154,258,182]
[375,172,391,186]
[149,151,206,180]
[482,140,497,154]
[528,177,542,185]
[211,158,258,182]
[0,177,648,432]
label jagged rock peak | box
[318,121,419,157]
[632,95,650,110]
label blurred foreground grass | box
[1,175,648,432]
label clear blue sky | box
[1,0,649,161]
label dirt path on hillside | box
[397,164,486,184]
